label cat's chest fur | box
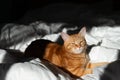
[62,53,89,68]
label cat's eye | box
[70,42,75,45]
[80,41,85,46]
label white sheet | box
[83,26,120,80]
[87,26,120,49]
[0,24,120,80]
[5,59,75,80]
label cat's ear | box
[61,32,70,41]
[78,27,86,37]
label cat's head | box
[61,27,87,54]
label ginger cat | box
[25,27,107,77]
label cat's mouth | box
[73,47,84,54]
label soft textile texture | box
[0,22,120,80]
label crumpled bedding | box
[0,21,120,80]
[0,21,65,51]
[0,54,78,80]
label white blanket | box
[0,22,120,80]
[5,59,75,80]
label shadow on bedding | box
[100,59,120,80]
[0,63,14,80]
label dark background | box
[0,0,120,25]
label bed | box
[0,2,120,80]
[0,20,120,80]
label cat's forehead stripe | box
[71,34,83,39]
